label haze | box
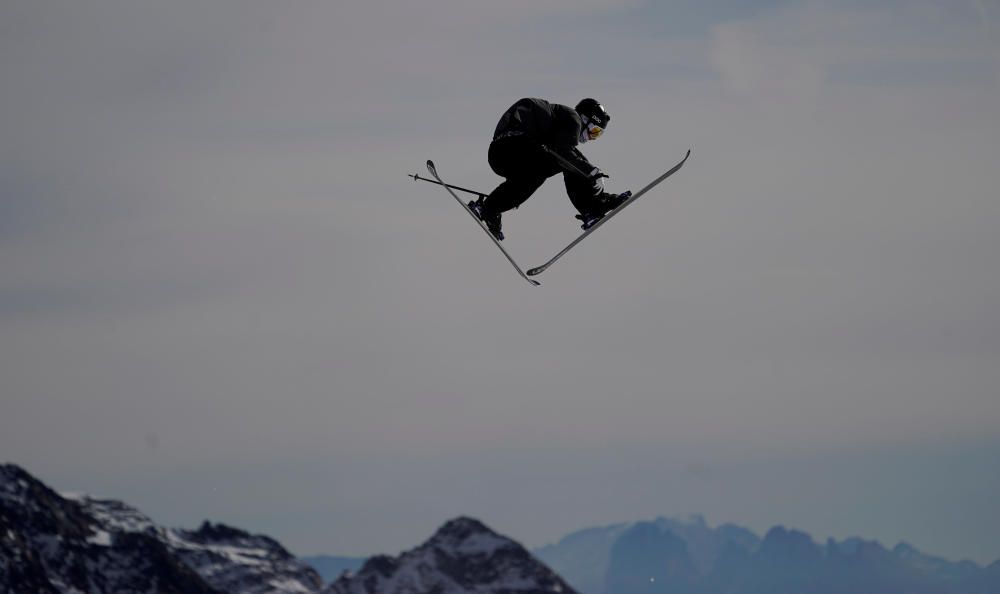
[2,0,998,565]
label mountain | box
[2,463,576,594]
[533,523,629,594]
[536,516,1000,594]
[301,556,367,584]
[533,516,761,594]
[8,461,999,594]
[0,463,322,594]
[323,517,577,594]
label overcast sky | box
[2,0,999,565]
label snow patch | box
[268,577,315,593]
[75,496,157,534]
[455,531,512,556]
[87,529,113,547]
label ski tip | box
[529,279,541,286]
[426,160,436,172]
[527,267,544,277]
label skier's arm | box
[544,144,602,179]
[569,147,609,180]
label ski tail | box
[426,161,540,286]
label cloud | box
[709,18,828,106]
[972,0,1000,87]
[707,1,998,107]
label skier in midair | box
[468,98,631,241]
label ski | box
[527,149,690,277]
[425,160,541,286]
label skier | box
[468,98,631,241]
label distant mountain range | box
[300,556,366,585]
[534,515,1000,594]
[3,462,998,594]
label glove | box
[588,167,609,180]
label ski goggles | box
[587,122,605,139]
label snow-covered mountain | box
[12,460,997,594]
[0,463,322,594]
[323,517,576,594]
[2,463,580,594]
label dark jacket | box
[492,98,596,176]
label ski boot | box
[575,191,632,230]
[601,190,632,212]
[468,197,504,241]
[575,211,603,230]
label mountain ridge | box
[1,463,322,594]
[534,516,1000,594]
[5,462,999,594]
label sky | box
[2,0,999,566]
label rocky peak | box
[427,516,519,558]
[325,517,576,594]
[433,517,494,542]
[192,521,252,541]
[172,520,322,594]
[1,463,320,594]
[1,464,95,541]
[1,464,219,594]
[759,526,822,564]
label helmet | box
[575,98,610,140]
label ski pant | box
[483,137,604,216]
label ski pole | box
[409,173,486,198]
[540,145,606,180]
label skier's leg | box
[484,138,551,214]
[564,172,632,229]
[473,174,543,241]
[563,170,605,216]
[483,175,546,214]
[474,138,560,240]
